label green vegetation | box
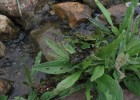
[16,0,22,17]
[1,0,140,100]
[31,0,140,100]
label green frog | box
[69,47,94,64]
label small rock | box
[0,15,20,41]
[0,41,6,58]
[99,4,127,24]
[83,0,113,8]
[0,78,13,95]
[0,0,52,30]
[30,22,65,61]
[52,2,92,28]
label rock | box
[83,0,113,8]
[52,2,92,28]
[98,4,127,25]
[0,78,13,95]
[30,22,65,61]
[0,15,20,41]
[0,41,6,58]
[0,0,51,29]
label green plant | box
[16,0,22,18]
[31,0,140,100]
[12,53,42,100]
[0,95,8,100]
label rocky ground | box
[0,0,140,100]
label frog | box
[69,47,94,64]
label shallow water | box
[0,31,40,99]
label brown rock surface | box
[0,15,20,41]
[0,41,6,58]
[0,78,13,95]
[52,2,92,28]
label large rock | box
[0,0,51,29]
[0,41,6,58]
[0,0,35,17]
[83,0,113,8]
[52,2,92,28]
[0,78,13,95]
[0,15,20,41]
[30,22,65,61]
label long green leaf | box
[59,83,86,99]
[32,60,74,74]
[45,38,69,60]
[127,39,140,55]
[126,36,140,56]
[41,71,82,100]
[95,0,113,26]
[119,0,138,33]
[56,70,82,90]
[129,57,140,64]
[16,0,22,17]
[85,82,93,100]
[25,65,32,87]
[90,66,104,82]
[31,51,42,77]
[132,15,140,34]
[63,43,76,54]
[34,51,42,66]
[82,56,93,69]
[96,74,123,100]
[97,31,125,58]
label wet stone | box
[0,31,43,99]
[0,0,52,30]
[0,15,20,41]
[0,41,6,58]
[0,78,13,95]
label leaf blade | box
[96,74,123,100]
[90,66,104,82]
